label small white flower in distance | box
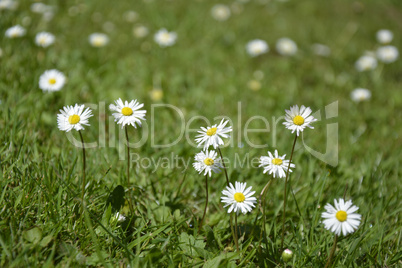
[246,39,269,57]
[109,98,146,128]
[35,32,55,47]
[376,45,399,63]
[312,43,331,57]
[276,38,297,56]
[133,25,149,38]
[355,55,377,72]
[124,10,138,22]
[57,104,93,132]
[283,105,317,136]
[322,198,361,236]
[376,29,393,44]
[5,25,26,38]
[350,88,371,102]
[195,119,232,149]
[221,181,257,214]
[211,4,231,21]
[0,0,17,10]
[193,149,222,177]
[259,150,295,178]
[154,28,177,47]
[89,33,109,47]
[39,69,66,92]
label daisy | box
[321,198,361,236]
[154,28,177,47]
[211,4,231,21]
[355,55,377,72]
[195,119,232,149]
[109,98,146,128]
[376,45,399,63]
[57,104,93,132]
[276,38,297,56]
[312,43,331,57]
[246,39,269,57]
[89,33,109,47]
[133,25,149,39]
[0,0,17,10]
[221,181,257,214]
[193,149,222,177]
[259,150,295,178]
[283,105,317,136]
[35,32,55,47]
[350,88,371,102]
[39,69,66,92]
[30,2,50,13]
[376,29,393,44]
[5,25,26,38]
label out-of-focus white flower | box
[154,28,177,47]
[211,4,231,21]
[133,25,149,38]
[355,55,377,72]
[103,22,115,33]
[89,33,109,47]
[30,3,52,14]
[246,39,269,57]
[42,11,54,21]
[0,0,18,10]
[124,10,138,22]
[312,43,331,57]
[5,25,26,38]
[276,38,297,56]
[376,45,399,63]
[35,32,55,47]
[376,29,393,44]
[350,88,371,102]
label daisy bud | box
[282,249,293,262]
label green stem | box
[281,134,298,250]
[78,131,86,204]
[324,235,338,268]
[200,174,208,228]
[234,213,239,252]
[125,126,130,188]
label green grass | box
[1,0,401,267]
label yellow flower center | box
[234,192,245,203]
[121,107,133,116]
[206,127,217,136]
[335,210,347,222]
[272,158,283,165]
[68,114,80,125]
[293,115,305,126]
[203,158,214,166]
[48,78,56,85]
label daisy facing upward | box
[283,105,317,136]
[195,119,232,149]
[259,150,295,178]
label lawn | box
[0,0,401,267]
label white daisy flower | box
[154,28,177,47]
[276,38,297,56]
[57,104,93,132]
[211,4,231,21]
[89,33,109,47]
[5,25,26,38]
[246,39,269,57]
[39,69,66,92]
[195,119,232,149]
[30,2,49,13]
[259,150,295,178]
[109,98,146,129]
[355,55,377,72]
[35,32,55,48]
[376,29,393,44]
[321,198,361,236]
[376,45,399,63]
[283,105,317,136]
[193,149,222,177]
[350,88,371,102]
[133,25,149,38]
[0,0,17,10]
[221,181,257,214]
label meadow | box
[0,0,401,267]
